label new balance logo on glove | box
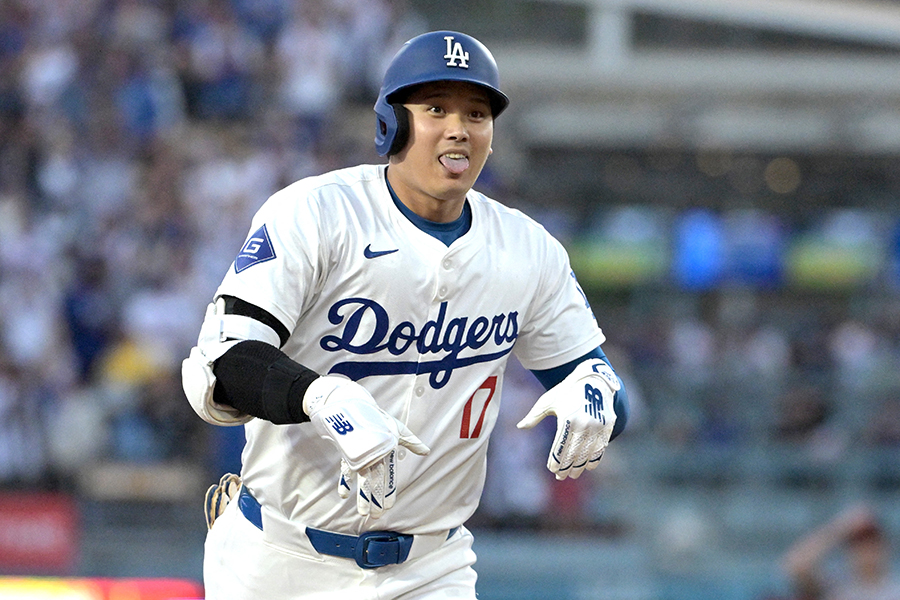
[327,414,355,435]
[583,383,606,423]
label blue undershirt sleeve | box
[529,346,629,440]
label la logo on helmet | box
[444,35,470,68]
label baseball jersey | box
[213,163,605,538]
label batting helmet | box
[374,31,510,156]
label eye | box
[428,105,445,115]
[469,109,487,120]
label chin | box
[444,170,481,190]
[437,180,475,200]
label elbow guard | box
[182,298,283,425]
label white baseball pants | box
[203,499,478,599]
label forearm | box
[212,340,318,424]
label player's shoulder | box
[255,164,383,222]
[272,164,382,202]
[467,190,572,272]
[468,189,559,243]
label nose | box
[444,113,469,141]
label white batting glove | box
[336,452,400,519]
[517,359,619,480]
[304,376,429,518]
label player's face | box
[388,80,494,222]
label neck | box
[385,168,466,223]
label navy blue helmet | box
[374,31,510,156]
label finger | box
[553,459,574,480]
[568,462,587,480]
[547,457,563,477]
[383,450,397,512]
[564,429,594,480]
[357,472,371,517]
[358,462,387,519]
[338,459,352,499]
[517,399,552,429]
[544,417,573,477]
[548,450,569,479]
[567,451,589,480]
[396,423,430,455]
[369,462,386,519]
[584,450,605,472]
[552,447,577,480]
[398,436,430,456]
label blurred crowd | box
[0,0,426,488]
[4,0,900,539]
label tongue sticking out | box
[440,154,469,175]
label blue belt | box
[237,485,457,569]
[306,527,414,569]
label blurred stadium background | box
[2,0,900,598]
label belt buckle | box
[354,531,406,569]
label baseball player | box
[182,30,629,599]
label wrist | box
[303,375,346,417]
[583,359,620,392]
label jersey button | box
[415,386,425,397]
[438,286,448,298]
[398,448,407,460]
[442,259,453,270]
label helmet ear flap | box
[386,104,409,156]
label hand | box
[336,451,401,519]
[304,376,430,518]
[517,359,619,480]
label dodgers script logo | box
[444,35,469,68]
[321,298,517,389]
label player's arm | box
[518,346,628,480]
[198,294,310,424]
[181,296,285,426]
[529,346,629,440]
[181,296,428,517]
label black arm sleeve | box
[212,340,319,424]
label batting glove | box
[304,376,429,518]
[517,359,620,480]
[204,472,241,529]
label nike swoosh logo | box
[364,244,399,259]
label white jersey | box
[212,163,604,538]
